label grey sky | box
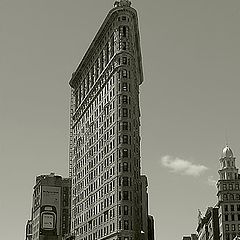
[1,0,240,239]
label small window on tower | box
[225,205,228,212]
[225,224,229,231]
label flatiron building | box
[68,1,150,239]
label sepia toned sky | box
[1,0,240,239]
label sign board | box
[41,186,61,235]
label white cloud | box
[161,155,208,177]
[207,176,217,186]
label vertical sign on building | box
[41,186,61,235]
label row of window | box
[224,204,240,212]
[225,223,240,231]
[222,193,240,201]
[222,183,239,190]
[224,213,240,221]
[75,221,116,239]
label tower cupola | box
[222,145,234,158]
[218,145,238,180]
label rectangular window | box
[123,205,129,215]
[123,135,128,144]
[123,191,129,200]
[123,177,128,186]
[122,149,128,158]
[231,214,235,221]
[229,184,233,190]
[225,214,228,221]
[124,220,129,230]
[122,82,128,91]
[122,57,127,65]
[122,108,128,117]
[232,224,235,231]
[238,205,240,211]
[225,205,228,212]
[122,69,127,78]
[122,95,128,104]
[226,224,229,231]
[123,162,128,172]
[236,184,239,190]
[122,122,128,130]
[231,205,234,211]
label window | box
[122,82,128,91]
[231,214,235,221]
[122,108,128,117]
[123,205,129,215]
[122,95,128,104]
[231,205,234,211]
[123,135,129,144]
[123,177,128,186]
[226,224,229,231]
[123,191,129,200]
[237,205,240,211]
[123,162,128,172]
[122,149,128,158]
[223,194,228,200]
[225,214,229,221]
[238,224,240,231]
[122,122,128,130]
[238,214,240,221]
[122,69,127,78]
[230,194,234,200]
[123,26,127,37]
[122,57,127,65]
[230,184,233,190]
[124,220,129,230]
[225,205,229,212]
[223,184,227,190]
[232,224,236,231]
[236,184,239,190]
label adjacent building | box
[25,219,33,240]
[27,173,71,240]
[197,207,220,240]
[68,0,153,240]
[193,145,240,240]
[217,146,240,240]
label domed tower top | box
[222,145,234,158]
[114,0,132,7]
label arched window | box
[223,194,228,200]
